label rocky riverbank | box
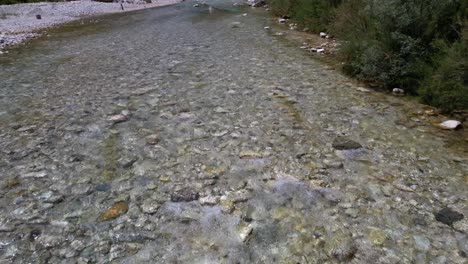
[0,0,181,51]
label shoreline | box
[0,0,181,51]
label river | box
[0,1,466,263]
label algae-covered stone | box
[368,228,387,246]
[271,207,289,220]
[325,231,357,261]
[237,223,253,242]
[332,137,362,150]
[220,198,235,213]
[98,201,129,222]
[145,134,160,145]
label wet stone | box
[145,134,160,145]
[36,235,63,249]
[237,223,253,242]
[112,230,155,243]
[332,137,362,150]
[141,200,160,214]
[368,228,387,246]
[435,208,464,226]
[170,189,200,202]
[199,195,219,206]
[95,183,111,192]
[37,191,64,204]
[413,235,431,251]
[98,201,129,222]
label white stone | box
[392,88,405,94]
[356,87,371,92]
[199,196,219,205]
[439,120,462,130]
[320,32,327,38]
[278,18,286,24]
[238,224,253,242]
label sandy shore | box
[0,0,181,51]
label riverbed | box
[0,0,466,263]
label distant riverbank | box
[0,0,181,51]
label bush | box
[267,0,342,32]
[335,0,466,92]
[419,31,468,112]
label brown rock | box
[98,201,129,222]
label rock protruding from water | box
[332,137,362,150]
[438,120,462,130]
[435,208,464,226]
[248,0,265,7]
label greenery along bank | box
[267,0,468,112]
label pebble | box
[98,201,129,222]
[413,235,431,251]
[231,22,241,28]
[238,223,253,242]
[141,200,160,214]
[170,189,200,202]
[108,110,130,123]
[368,228,387,246]
[145,134,160,145]
[199,195,219,205]
[435,208,464,226]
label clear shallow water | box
[0,1,467,263]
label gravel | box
[0,0,180,51]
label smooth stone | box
[238,223,253,242]
[170,189,200,202]
[438,120,462,130]
[332,137,362,150]
[435,207,464,226]
[141,200,160,214]
[413,235,431,251]
[368,228,387,246]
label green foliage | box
[267,0,342,32]
[419,33,468,112]
[267,0,468,111]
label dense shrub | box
[267,0,342,32]
[419,29,468,112]
[266,0,468,111]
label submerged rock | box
[199,195,219,206]
[332,137,362,150]
[413,235,431,251]
[145,134,160,145]
[435,208,464,226]
[238,223,253,242]
[108,110,130,124]
[239,150,263,159]
[368,228,387,246]
[170,189,200,202]
[98,201,129,222]
[231,22,241,28]
[141,200,160,214]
